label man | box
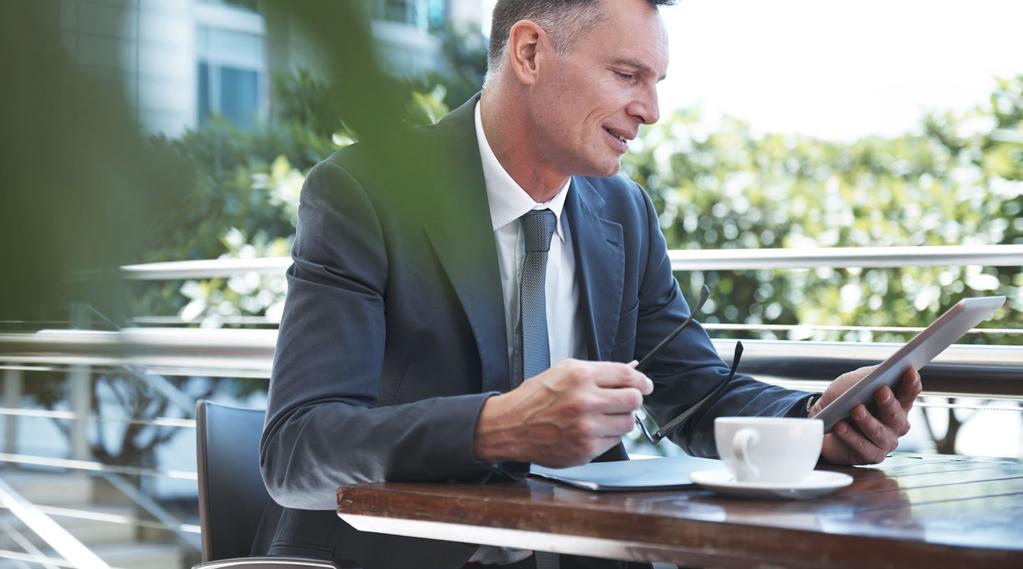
[259,1,922,567]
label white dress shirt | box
[467,102,586,565]
[474,101,586,374]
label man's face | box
[530,0,669,179]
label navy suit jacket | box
[258,96,809,568]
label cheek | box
[537,97,585,141]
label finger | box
[825,428,866,465]
[832,420,886,464]
[593,413,638,438]
[874,386,911,436]
[850,403,898,456]
[837,365,878,384]
[593,387,645,414]
[581,435,631,460]
[593,363,653,394]
[894,368,922,411]
[829,423,868,465]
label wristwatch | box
[805,393,822,416]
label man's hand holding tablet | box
[808,296,1005,465]
[811,364,921,465]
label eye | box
[614,70,636,82]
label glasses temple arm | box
[652,341,744,443]
[635,285,710,373]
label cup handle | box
[732,428,759,482]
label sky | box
[660,0,1023,140]
[482,0,1023,141]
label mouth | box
[602,126,634,152]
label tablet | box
[811,295,1005,432]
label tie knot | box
[523,209,557,253]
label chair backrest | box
[196,400,271,562]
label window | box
[197,62,261,128]
[374,0,447,32]
[201,0,259,12]
[196,25,266,129]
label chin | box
[593,158,622,178]
[568,153,622,178]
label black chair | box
[194,400,338,569]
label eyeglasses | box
[631,284,745,444]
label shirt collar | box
[474,101,569,241]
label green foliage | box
[272,68,352,141]
[420,23,489,108]
[137,70,453,324]
[622,75,1023,344]
[409,85,452,126]
[178,229,291,327]
[0,3,190,324]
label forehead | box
[580,0,669,75]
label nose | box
[627,84,660,125]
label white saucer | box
[689,469,853,500]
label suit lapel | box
[422,96,510,394]
[566,177,625,362]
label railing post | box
[69,302,93,461]
[3,367,23,454]
[69,365,91,460]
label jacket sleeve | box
[260,160,494,511]
[630,186,810,458]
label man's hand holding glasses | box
[474,285,721,468]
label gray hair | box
[487,0,676,74]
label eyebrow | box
[611,57,668,82]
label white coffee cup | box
[715,417,823,484]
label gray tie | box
[518,209,561,569]
[518,208,557,383]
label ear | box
[505,20,550,86]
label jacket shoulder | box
[312,127,437,196]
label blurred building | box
[58,0,486,137]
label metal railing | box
[0,328,276,378]
[665,244,1023,271]
[1,329,1021,396]
[0,476,110,569]
[0,453,197,481]
[119,244,1023,279]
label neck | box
[479,88,569,204]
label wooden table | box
[337,454,1023,568]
